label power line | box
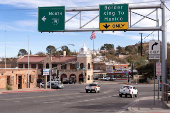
[138,31,155,43]
[143,31,155,40]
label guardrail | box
[164,83,170,103]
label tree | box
[30,50,32,55]
[18,49,28,56]
[138,45,143,53]
[46,45,56,55]
[125,46,133,54]
[136,62,154,78]
[35,52,46,56]
[100,44,114,50]
[59,46,71,55]
[116,45,122,54]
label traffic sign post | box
[99,4,128,30]
[149,40,160,105]
[149,40,160,59]
[38,6,65,32]
[156,62,161,99]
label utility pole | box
[5,26,6,71]
[50,50,52,89]
[28,36,29,88]
[139,33,143,58]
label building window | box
[61,64,67,69]
[52,64,57,68]
[25,64,28,68]
[31,64,36,69]
[19,64,23,68]
[70,64,76,69]
[46,63,49,69]
[88,75,90,80]
[38,64,43,69]
[80,63,84,69]
[88,63,90,69]
[7,76,10,85]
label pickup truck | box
[119,85,138,98]
[85,83,100,93]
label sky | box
[0,0,170,58]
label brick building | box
[17,43,93,84]
[0,69,37,90]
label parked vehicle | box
[119,85,138,98]
[62,80,72,84]
[110,78,117,81]
[105,77,110,81]
[85,83,100,93]
[48,79,61,84]
[37,79,42,83]
[40,82,49,88]
[51,83,64,89]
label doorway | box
[18,76,22,89]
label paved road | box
[0,81,162,113]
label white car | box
[40,82,49,88]
[119,85,138,98]
[85,83,100,93]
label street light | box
[49,44,75,89]
[56,44,75,50]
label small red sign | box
[156,62,161,76]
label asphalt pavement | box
[0,80,169,113]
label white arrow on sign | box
[42,16,46,22]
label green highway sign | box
[99,4,129,30]
[38,6,65,32]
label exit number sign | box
[99,4,129,30]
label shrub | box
[6,84,12,90]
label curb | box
[163,101,170,108]
[0,89,59,94]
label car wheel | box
[86,90,88,93]
[119,94,122,97]
[131,93,133,98]
[135,93,138,97]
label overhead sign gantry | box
[37,2,167,101]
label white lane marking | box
[14,101,20,102]
[63,96,112,105]
[44,102,54,104]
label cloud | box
[15,20,37,27]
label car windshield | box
[89,84,97,86]
[123,86,130,89]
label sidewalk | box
[0,87,59,94]
[128,96,170,113]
